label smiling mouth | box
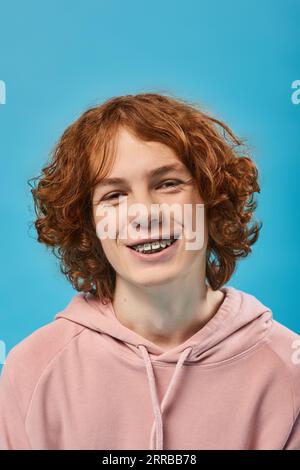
[127,238,177,254]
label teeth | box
[152,242,161,249]
[132,239,174,253]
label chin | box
[131,272,180,288]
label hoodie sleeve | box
[0,362,32,449]
[283,410,300,450]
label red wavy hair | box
[28,92,262,303]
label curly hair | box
[28,92,262,303]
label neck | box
[112,263,225,351]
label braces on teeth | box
[131,239,175,253]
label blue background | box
[0,0,299,370]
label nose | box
[127,189,162,234]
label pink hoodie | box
[0,285,300,450]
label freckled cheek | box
[100,238,117,256]
[93,206,120,239]
[97,232,123,267]
[179,197,205,238]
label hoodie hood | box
[54,284,273,450]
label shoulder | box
[266,318,300,418]
[1,307,85,415]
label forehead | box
[113,127,178,167]
[92,127,189,188]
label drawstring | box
[137,344,193,450]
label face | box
[92,127,208,288]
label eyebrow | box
[98,163,188,188]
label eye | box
[158,179,184,189]
[102,192,127,201]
